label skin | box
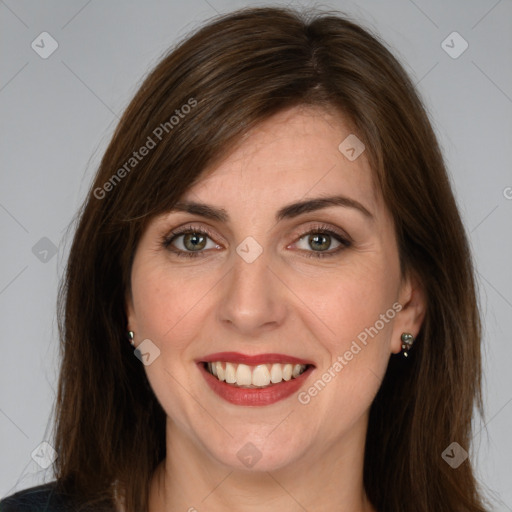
[126,105,425,512]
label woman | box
[0,6,489,512]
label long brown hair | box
[53,6,488,511]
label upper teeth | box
[206,362,307,388]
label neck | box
[148,416,375,512]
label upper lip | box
[197,352,315,366]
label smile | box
[198,352,315,406]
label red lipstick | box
[196,352,315,406]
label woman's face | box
[127,105,423,472]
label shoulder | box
[0,481,115,512]
[0,482,63,511]
[0,482,79,512]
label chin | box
[203,430,309,472]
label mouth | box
[204,361,310,388]
[197,352,315,406]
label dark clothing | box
[0,482,116,512]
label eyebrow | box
[170,195,374,223]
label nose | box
[216,248,288,337]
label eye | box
[291,224,351,258]
[162,226,221,258]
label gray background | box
[1,0,511,509]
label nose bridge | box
[217,241,286,333]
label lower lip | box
[198,363,314,406]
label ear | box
[390,270,427,354]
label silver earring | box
[400,332,414,358]
[127,331,135,346]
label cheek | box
[294,256,400,422]
[129,260,213,420]
[297,275,398,433]
[300,256,399,351]
[130,259,217,349]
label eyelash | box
[161,223,351,259]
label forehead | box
[183,105,379,214]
